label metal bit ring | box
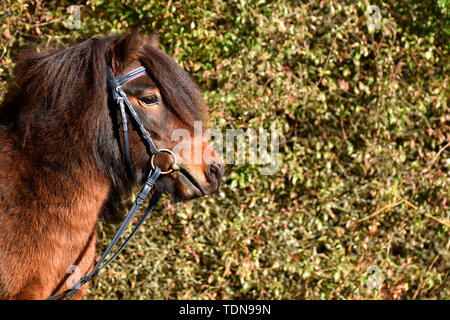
[150,149,179,175]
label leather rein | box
[47,65,178,300]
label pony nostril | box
[207,161,224,184]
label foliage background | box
[0,0,449,299]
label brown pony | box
[0,31,223,299]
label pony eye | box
[139,95,159,107]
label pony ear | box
[146,31,159,47]
[109,30,144,73]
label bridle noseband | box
[47,65,178,300]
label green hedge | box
[1,0,448,299]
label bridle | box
[47,65,178,300]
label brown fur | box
[0,31,223,299]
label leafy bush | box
[1,0,448,299]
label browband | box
[116,66,147,85]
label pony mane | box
[0,38,109,130]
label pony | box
[0,30,223,299]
